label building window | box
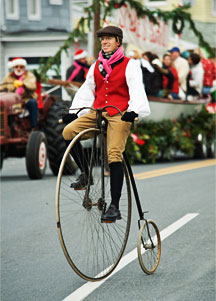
[49,0,63,5]
[5,0,19,20]
[212,0,216,16]
[27,0,41,20]
[145,0,167,8]
[182,0,195,5]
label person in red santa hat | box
[66,49,90,84]
[62,26,150,222]
[1,57,38,129]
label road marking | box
[134,159,216,180]
[63,213,199,301]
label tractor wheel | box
[26,131,47,179]
[44,101,77,176]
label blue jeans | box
[202,86,211,95]
[26,98,38,127]
[158,90,180,99]
[170,92,180,99]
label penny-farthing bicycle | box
[56,106,161,281]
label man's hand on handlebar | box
[62,113,78,125]
[121,111,138,122]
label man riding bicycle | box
[62,25,150,222]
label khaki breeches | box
[62,110,131,164]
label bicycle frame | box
[71,106,150,224]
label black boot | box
[101,204,121,222]
[70,172,93,190]
[65,140,91,189]
[101,162,123,222]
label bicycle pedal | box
[101,219,115,224]
[73,186,87,191]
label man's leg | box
[101,161,124,222]
[26,98,38,128]
[65,139,88,172]
[65,139,92,189]
[101,113,131,221]
[109,161,124,209]
[62,111,96,189]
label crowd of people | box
[66,45,216,102]
[128,46,216,101]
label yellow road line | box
[134,159,216,180]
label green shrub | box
[126,105,215,164]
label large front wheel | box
[56,128,132,281]
[137,220,161,274]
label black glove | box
[121,111,138,122]
[62,113,78,125]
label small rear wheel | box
[26,131,47,179]
[137,220,161,274]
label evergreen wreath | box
[172,15,185,34]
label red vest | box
[93,57,130,116]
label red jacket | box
[163,66,179,94]
[201,58,216,87]
[93,57,130,116]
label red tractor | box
[0,85,76,179]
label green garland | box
[126,105,216,163]
[36,0,215,80]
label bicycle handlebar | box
[58,106,139,124]
[69,105,124,116]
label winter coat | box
[0,71,37,103]
[189,62,204,94]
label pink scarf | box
[98,46,124,81]
[68,61,89,82]
[16,74,24,95]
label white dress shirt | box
[70,58,151,118]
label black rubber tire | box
[44,101,77,176]
[26,131,47,179]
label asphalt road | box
[1,157,215,301]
